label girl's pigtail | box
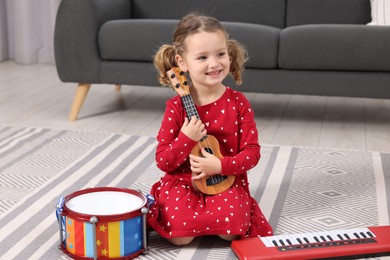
[227,39,248,85]
[153,44,177,86]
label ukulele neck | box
[181,94,207,142]
[181,94,200,120]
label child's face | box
[177,30,230,90]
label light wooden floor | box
[1,61,390,152]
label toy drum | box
[56,187,152,260]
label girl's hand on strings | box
[190,148,222,180]
[181,116,207,142]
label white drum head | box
[66,191,145,215]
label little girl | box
[147,13,273,245]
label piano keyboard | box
[260,227,375,249]
[231,226,390,259]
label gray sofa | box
[54,0,390,120]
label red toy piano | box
[231,226,390,259]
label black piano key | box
[303,237,310,243]
[320,235,327,242]
[314,236,320,242]
[297,238,303,244]
[327,235,333,241]
[272,240,278,246]
[286,239,293,245]
[337,234,343,240]
[360,232,367,238]
[279,239,285,246]
[344,233,351,239]
[353,232,360,238]
[367,231,374,238]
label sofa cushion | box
[286,0,371,27]
[131,0,286,28]
[99,20,280,69]
[222,22,280,69]
[279,24,390,72]
[99,19,176,62]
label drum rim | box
[62,187,147,222]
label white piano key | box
[263,235,280,247]
[260,236,274,247]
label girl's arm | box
[221,94,260,176]
[155,99,198,172]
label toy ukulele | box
[166,67,235,195]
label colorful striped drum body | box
[58,187,148,259]
[65,215,143,258]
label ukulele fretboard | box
[181,94,199,120]
[181,94,207,142]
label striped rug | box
[0,125,389,259]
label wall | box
[0,0,61,64]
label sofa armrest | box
[54,0,130,83]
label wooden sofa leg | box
[68,83,91,121]
[115,84,122,91]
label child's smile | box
[206,69,223,76]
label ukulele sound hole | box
[201,147,227,187]
[206,175,228,186]
[204,147,213,154]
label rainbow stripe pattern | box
[65,215,143,258]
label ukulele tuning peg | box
[170,73,176,78]
[183,81,188,86]
[175,83,180,88]
[179,71,184,76]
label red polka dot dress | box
[147,87,273,239]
